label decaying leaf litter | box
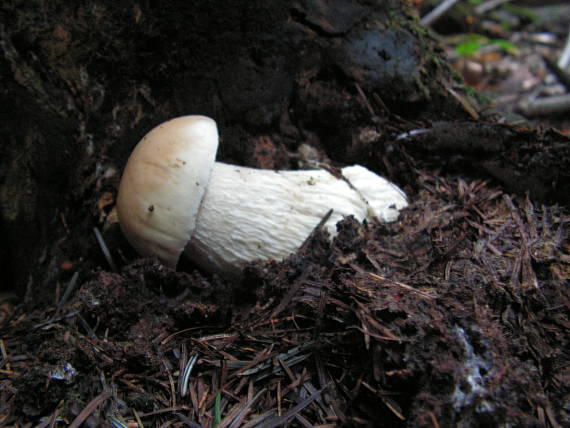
[1,163,568,426]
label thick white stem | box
[183,163,407,276]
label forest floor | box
[1,2,569,427]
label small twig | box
[60,212,71,235]
[369,272,436,299]
[161,357,177,408]
[132,409,145,428]
[33,311,79,329]
[160,326,216,346]
[299,209,333,251]
[68,391,112,428]
[58,271,79,307]
[49,402,63,428]
[137,407,185,418]
[361,381,405,420]
[354,83,377,119]
[421,0,461,27]
[558,26,570,69]
[174,412,202,428]
[372,93,389,115]
[107,414,130,428]
[77,313,98,339]
[395,128,430,141]
[428,412,441,428]
[519,93,570,117]
[543,56,570,92]
[269,275,310,321]
[475,0,510,15]
[226,389,266,428]
[179,353,200,398]
[445,85,480,120]
[93,227,118,272]
[241,411,276,428]
[259,387,324,428]
[0,340,11,373]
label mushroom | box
[116,116,408,277]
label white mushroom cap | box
[116,116,218,267]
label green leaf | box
[212,392,222,427]
[491,39,519,55]
[455,34,518,57]
[455,34,487,57]
[456,39,483,57]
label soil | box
[2,172,569,426]
[1,1,569,427]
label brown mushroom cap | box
[116,116,218,267]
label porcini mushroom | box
[116,116,408,277]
